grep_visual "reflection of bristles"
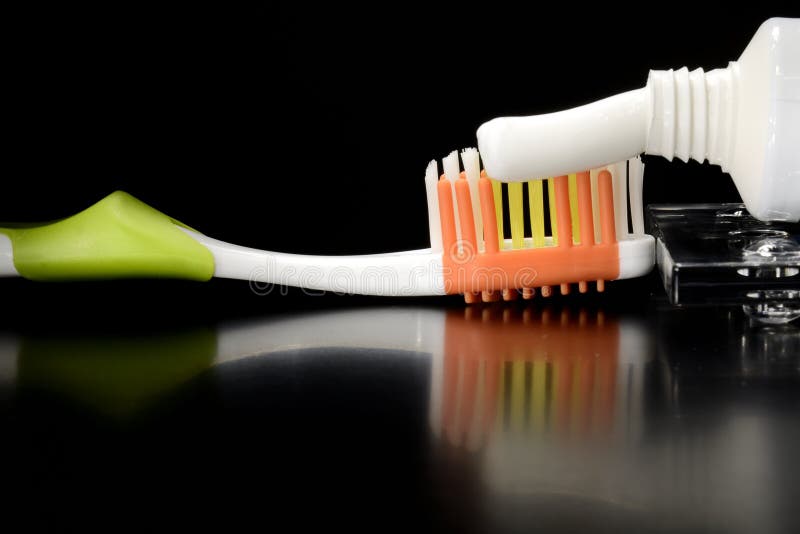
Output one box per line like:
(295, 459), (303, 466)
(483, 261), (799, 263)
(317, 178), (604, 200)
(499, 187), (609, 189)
(439, 307), (620, 450)
(522, 308), (533, 324)
(463, 306), (477, 321)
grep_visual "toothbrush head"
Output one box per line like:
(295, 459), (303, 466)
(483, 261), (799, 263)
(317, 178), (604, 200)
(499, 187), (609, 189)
(425, 150), (654, 303)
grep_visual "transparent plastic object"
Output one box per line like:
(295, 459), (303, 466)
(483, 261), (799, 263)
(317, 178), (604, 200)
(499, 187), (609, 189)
(649, 203), (800, 321)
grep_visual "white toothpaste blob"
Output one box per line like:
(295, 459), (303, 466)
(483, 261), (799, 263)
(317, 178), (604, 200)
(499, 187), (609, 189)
(477, 89), (648, 180)
(477, 18), (800, 222)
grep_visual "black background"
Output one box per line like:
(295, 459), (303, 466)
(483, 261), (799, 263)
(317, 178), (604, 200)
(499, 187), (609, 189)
(4, 6), (800, 531)
(5, 5), (798, 260)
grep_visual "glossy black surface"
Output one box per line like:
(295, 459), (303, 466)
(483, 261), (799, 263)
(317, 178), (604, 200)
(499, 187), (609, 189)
(2, 275), (799, 531)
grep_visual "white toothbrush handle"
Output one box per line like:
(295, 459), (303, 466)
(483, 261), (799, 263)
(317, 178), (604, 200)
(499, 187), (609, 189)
(0, 234), (19, 277)
(182, 229), (447, 296)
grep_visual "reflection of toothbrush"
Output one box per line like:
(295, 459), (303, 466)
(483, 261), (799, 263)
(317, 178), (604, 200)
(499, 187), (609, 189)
(438, 307), (621, 449)
(0, 308), (445, 419)
(478, 17), (800, 222)
(0, 149), (653, 300)
(431, 306), (652, 449)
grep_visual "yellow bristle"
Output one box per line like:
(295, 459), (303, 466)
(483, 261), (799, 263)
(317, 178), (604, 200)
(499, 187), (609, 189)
(509, 182), (525, 249)
(531, 360), (547, 432)
(547, 178), (558, 245)
(553, 361), (567, 431)
(528, 180), (546, 248)
(491, 179), (504, 249)
(510, 358), (525, 432)
(569, 173), (580, 245)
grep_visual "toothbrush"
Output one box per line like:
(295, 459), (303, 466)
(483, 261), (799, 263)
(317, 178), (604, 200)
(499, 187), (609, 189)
(477, 17), (800, 222)
(1, 18), (794, 301)
(0, 150), (654, 301)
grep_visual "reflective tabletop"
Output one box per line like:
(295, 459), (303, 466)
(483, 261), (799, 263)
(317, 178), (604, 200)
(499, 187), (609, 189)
(1, 279), (799, 531)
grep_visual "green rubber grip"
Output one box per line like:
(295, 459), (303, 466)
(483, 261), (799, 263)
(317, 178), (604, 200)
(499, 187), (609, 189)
(0, 191), (215, 281)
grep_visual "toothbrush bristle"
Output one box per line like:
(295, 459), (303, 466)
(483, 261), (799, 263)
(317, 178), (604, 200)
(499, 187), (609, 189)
(425, 160), (438, 185)
(610, 161), (629, 238)
(443, 150), (460, 181)
(628, 157), (645, 235)
(589, 169), (601, 244)
(425, 159), (443, 251)
(460, 148), (484, 252)
(460, 148), (480, 177)
(442, 150), (463, 251)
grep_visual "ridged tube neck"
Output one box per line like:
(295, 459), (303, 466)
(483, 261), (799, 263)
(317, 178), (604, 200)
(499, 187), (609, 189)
(644, 64), (740, 172)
